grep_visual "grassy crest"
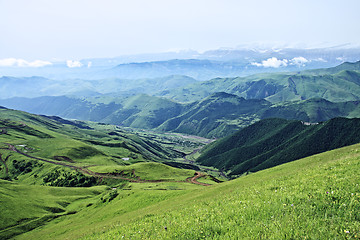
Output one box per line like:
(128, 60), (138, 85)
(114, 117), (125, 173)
(81, 143), (360, 239)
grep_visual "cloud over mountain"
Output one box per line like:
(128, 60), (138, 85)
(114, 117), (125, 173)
(0, 58), (52, 67)
(66, 60), (83, 68)
(291, 56), (308, 66)
(252, 57), (288, 68)
(252, 56), (309, 68)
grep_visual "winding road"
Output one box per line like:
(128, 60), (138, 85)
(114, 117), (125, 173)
(3, 143), (211, 186)
(186, 172), (211, 186)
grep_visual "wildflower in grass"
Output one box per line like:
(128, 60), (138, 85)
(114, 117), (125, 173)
(344, 230), (350, 233)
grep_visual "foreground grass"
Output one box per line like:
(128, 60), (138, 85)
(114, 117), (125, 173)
(14, 182), (203, 240)
(0, 180), (106, 239)
(83, 143), (360, 239)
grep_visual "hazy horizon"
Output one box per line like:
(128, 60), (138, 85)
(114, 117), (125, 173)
(1, 0), (360, 62)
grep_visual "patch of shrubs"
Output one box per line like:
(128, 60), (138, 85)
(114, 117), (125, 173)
(12, 160), (34, 174)
(100, 190), (118, 203)
(10, 159), (42, 175)
(43, 169), (97, 187)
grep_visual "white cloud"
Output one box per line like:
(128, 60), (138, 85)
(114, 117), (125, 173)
(251, 57), (288, 68)
(314, 57), (327, 62)
(66, 60), (83, 68)
(290, 56), (308, 66)
(28, 60), (53, 67)
(0, 58), (52, 67)
(252, 56), (310, 68)
(0, 58), (17, 67)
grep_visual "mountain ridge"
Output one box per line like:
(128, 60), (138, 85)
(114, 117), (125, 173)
(1, 93), (360, 138)
(197, 117), (360, 176)
(158, 61), (360, 103)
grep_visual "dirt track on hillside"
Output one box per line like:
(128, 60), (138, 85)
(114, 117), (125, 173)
(186, 172), (211, 186)
(3, 144), (210, 186)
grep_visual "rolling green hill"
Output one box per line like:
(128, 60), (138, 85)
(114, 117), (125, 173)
(155, 93), (360, 138)
(0, 107), (217, 239)
(7, 141), (360, 239)
(197, 117), (360, 176)
(0, 107), (196, 185)
(1, 105), (360, 239)
(102, 94), (187, 129)
(0, 95), (185, 128)
(2, 93), (360, 138)
(156, 92), (270, 137)
(158, 61), (360, 103)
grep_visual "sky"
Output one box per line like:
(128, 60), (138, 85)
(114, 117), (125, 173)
(0, 0), (360, 62)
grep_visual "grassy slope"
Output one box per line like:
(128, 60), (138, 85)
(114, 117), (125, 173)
(262, 97), (360, 122)
(13, 181), (203, 240)
(14, 143), (354, 239)
(0, 180), (106, 239)
(103, 94), (186, 129)
(157, 93), (360, 138)
(198, 117), (360, 176)
(81, 143), (360, 239)
(0, 108), (213, 239)
(156, 92), (269, 138)
(0, 107), (184, 166)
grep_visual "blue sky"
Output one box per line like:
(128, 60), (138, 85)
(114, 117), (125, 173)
(0, 0), (359, 61)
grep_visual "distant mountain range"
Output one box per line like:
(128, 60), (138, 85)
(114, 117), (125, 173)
(1, 46), (360, 80)
(0, 75), (197, 99)
(158, 61), (360, 102)
(2, 61), (359, 101)
(1, 61), (360, 138)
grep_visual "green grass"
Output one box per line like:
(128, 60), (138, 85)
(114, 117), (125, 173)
(0, 108), (199, 179)
(3, 105), (360, 239)
(0, 107), (215, 239)
(0, 180), (106, 239)
(80, 143), (360, 240)
(89, 162), (196, 181)
(13, 182), (203, 240)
